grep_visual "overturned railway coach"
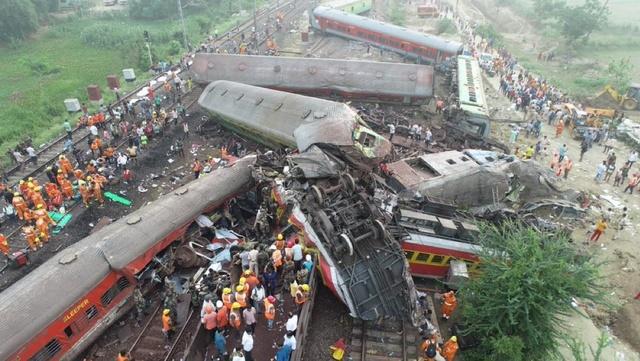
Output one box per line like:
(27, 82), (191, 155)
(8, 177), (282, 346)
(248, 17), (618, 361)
(191, 54), (434, 105)
(311, 6), (463, 63)
(198, 80), (392, 166)
(0, 158), (255, 361)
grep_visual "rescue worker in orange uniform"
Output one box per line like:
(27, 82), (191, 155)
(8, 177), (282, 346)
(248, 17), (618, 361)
(441, 291), (458, 320)
(222, 287), (234, 310)
(60, 177), (74, 200)
(24, 182), (35, 206)
(90, 176), (105, 205)
(46, 184), (63, 208)
(79, 180), (92, 207)
(264, 295), (276, 330)
(0, 234), (9, 256)
(12, 193), (28, 221)
(229, 302), (242, 331)
(23, 208), (35, 224)
(23, 225), (41, 251)
(59, 155), (73, 176)
(33, 204), (55, 227)
(29, 177), (40, 188)
(441, 336), (459, 361)
(36, 218), (50, 243)
(295, 284), (309, 312)
(244, 270), (259, 293)
(56, 170), (66, 186)
(90, 137), (102, 157)
(162, 309), (175, 342)
(74, 168), (85, 181)
(18, 180), (28, 195)
(116, 350), (130, 361)
(31, 186), (46, 209)
(44, 182), (58, 199)
(216, 300), (229, 330)
(235, 285), (248, 308)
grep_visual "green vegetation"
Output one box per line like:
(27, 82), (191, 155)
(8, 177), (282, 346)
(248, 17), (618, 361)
(0, 0), (40, 42)
(475, 23), (504, 48)
(389, 0), (405, 26)
(0, 0), (257, 166)
(459, 221), (606, 361)
(435, 18), (456, 35)
(567, 331), (610, 361)
(607, 58), (634, 93)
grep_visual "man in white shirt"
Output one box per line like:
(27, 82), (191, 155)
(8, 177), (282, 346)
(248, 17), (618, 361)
(284, 331), (297, 351)
(285, 312), (298, 334)
(388, 123), (396, 141)
(90, 124), (99, 137)
(241, 328), (254, 361)
(26, 146), (37, 165)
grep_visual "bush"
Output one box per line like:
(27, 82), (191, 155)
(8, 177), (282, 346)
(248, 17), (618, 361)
(436, 18), (455, 34)
(168, 40), (182, 55)
(129, 0), (175, 20)
(21, 59), (61, 76)
(80, 23), (137, 49)
(0, 0), (39, 41)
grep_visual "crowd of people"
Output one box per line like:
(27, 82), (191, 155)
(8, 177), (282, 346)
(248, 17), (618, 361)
(0, 70), (193, 257)
(117, 233), (315, 361)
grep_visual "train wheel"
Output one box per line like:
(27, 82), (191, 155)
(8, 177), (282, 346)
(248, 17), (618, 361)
(310, 185), (324, 205)
(338, 233), (354, 257)
(341, 173), (356, 191)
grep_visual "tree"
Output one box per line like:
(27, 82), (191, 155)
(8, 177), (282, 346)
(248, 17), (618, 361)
(459, 221), (606, 361)
(0, 0), (39, 41)
(557, 0), (609, 44)
(607, 58), (633, 93)
(531, 0), (566, 21)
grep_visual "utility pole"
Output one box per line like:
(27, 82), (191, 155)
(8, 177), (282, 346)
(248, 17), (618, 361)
(143, 31), (153, 69)
(253, 0), (257, 32)
(177, 0), (188, 50)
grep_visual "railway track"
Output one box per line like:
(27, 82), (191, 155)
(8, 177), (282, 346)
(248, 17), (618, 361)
(350, 319), (418, 361)
(1, 0), (302, 246)
(128, 302), (197, 361)
(2, 0), (297, 187)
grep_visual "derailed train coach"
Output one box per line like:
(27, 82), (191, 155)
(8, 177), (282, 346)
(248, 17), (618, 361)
(191, 53), (434, 105)
(0, 158), (256, 361)
(311, 6), (463, 64)
(198, 80), (392, 166)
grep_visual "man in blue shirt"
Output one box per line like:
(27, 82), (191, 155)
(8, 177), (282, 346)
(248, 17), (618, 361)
(275, 341), (292, 361)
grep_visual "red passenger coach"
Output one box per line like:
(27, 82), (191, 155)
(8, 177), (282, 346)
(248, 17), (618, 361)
(396, 208), (481, 279)
(0, 157), (255, 361)
(312, 6), (463, 64)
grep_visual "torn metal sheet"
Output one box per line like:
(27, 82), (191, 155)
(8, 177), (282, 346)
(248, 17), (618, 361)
(287, 145), (346, 178)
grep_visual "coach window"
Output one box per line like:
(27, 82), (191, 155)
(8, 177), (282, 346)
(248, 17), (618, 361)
(430, 254), (448, 265)
(101, 277), (131, 307)
(29, 339), (62, 361)
(415, 252), (430, 263)
(405, 250), (415, 260)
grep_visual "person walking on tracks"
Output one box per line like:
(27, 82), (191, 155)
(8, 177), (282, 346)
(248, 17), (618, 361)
(0, 233), (10, 257)
(441, 291), (458, 320)
(162, 309), (175, 346)
(442, 336), (459, 361)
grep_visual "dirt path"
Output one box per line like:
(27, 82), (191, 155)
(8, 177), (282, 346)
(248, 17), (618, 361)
(482, 65), (640, 361)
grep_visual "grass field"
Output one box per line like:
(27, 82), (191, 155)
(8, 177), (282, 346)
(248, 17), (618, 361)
(0, 3), (252, 168)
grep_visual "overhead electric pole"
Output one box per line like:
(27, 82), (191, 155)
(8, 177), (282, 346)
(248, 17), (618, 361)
(177, 0), (189, 50)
